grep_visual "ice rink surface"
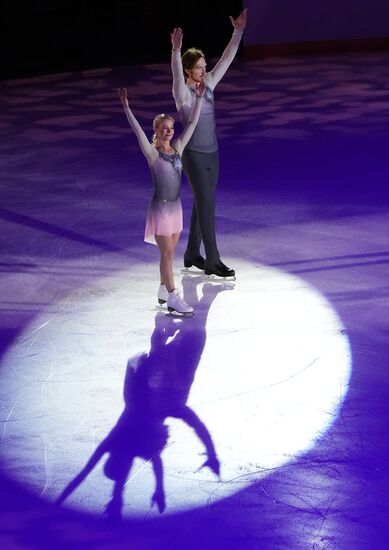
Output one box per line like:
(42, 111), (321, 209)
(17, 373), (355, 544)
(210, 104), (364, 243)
(1, 52), (389, 548)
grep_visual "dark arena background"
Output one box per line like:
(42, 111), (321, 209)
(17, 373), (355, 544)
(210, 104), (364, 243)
(1, 1), (389, 549)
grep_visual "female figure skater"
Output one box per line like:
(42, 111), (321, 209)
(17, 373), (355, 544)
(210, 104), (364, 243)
(119, 82), (204, 315)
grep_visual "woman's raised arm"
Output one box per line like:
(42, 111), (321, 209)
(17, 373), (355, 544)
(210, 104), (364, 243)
(119, 88), (156, 162)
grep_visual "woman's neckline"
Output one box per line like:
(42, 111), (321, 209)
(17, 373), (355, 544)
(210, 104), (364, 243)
(156, 146), (176, 156)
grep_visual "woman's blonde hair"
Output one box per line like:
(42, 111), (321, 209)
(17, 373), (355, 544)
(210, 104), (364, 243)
(152, 113), (175, 146)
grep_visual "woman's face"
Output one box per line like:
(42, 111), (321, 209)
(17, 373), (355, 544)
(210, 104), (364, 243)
(187, 57), (207, 83)
(155, 119), (174, 143)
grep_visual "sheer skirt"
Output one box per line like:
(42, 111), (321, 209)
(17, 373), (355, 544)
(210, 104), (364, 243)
(144, 197), (183, 245)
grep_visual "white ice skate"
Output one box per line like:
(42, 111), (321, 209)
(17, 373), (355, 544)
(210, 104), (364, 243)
(167, 289), (194, 317)
(157, 284), (168, 306)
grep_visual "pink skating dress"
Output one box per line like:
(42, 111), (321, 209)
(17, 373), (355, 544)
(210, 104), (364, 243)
(144, 148), (183, 245)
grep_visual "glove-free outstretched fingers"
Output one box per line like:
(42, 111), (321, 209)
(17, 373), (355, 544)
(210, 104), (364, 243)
(170, 27), (183, 51)
(229, 8), (248, 31)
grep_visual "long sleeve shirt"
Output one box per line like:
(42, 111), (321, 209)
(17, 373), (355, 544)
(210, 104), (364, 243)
(171, 29), (243, 153)
(122, 96), (203, 200)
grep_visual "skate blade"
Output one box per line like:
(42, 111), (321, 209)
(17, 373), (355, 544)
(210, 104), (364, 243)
(205, 274), (236, 282)
(155, 303), (167, 311)
(166, 308), (194, 318)
(180, 267), (205, 275)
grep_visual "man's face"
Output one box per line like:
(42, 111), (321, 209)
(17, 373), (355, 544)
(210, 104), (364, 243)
(187, 57), (207, 82)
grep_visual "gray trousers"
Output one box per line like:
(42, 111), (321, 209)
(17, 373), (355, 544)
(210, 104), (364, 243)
(182, 149), (220, 269)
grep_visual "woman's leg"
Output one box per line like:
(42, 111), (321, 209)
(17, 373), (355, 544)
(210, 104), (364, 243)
(155, 233), (180, 291)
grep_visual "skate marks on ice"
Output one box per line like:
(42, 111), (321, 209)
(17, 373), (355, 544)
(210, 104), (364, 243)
(0, 259), (350, 516)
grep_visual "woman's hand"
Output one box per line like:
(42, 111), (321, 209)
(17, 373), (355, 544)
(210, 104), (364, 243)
(170, 27), (183, 52)
(195, 80), (206, 98)
(118, 87), (129, 108)
(229, 8), (248, 31)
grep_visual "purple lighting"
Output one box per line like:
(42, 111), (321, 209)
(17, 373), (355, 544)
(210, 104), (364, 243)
(1, 49), (389, 548)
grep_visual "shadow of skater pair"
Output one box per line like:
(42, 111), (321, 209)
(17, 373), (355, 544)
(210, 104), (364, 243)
(56, 275), (234, 518)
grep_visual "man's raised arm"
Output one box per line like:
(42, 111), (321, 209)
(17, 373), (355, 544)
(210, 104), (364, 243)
(170, 27), (189, 110)
(206, 8), (248, 90)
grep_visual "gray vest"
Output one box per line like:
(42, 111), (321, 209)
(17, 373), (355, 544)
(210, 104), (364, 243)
(181, 86), (218, 153)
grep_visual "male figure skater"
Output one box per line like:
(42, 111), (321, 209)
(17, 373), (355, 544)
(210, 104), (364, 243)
(170, 8), (247, 278)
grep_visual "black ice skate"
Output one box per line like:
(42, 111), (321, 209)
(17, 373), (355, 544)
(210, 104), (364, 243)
(181, 255), (205, 275)
(205, 261), (236, 280)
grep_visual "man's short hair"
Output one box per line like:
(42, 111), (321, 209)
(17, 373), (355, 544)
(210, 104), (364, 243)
(182, 48), (205, 75)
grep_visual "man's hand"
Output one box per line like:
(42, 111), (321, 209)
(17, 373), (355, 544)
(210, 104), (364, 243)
(118, 87), (128, 108)
(170, 27), (183, 52)
(229, 8), (248, 32)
